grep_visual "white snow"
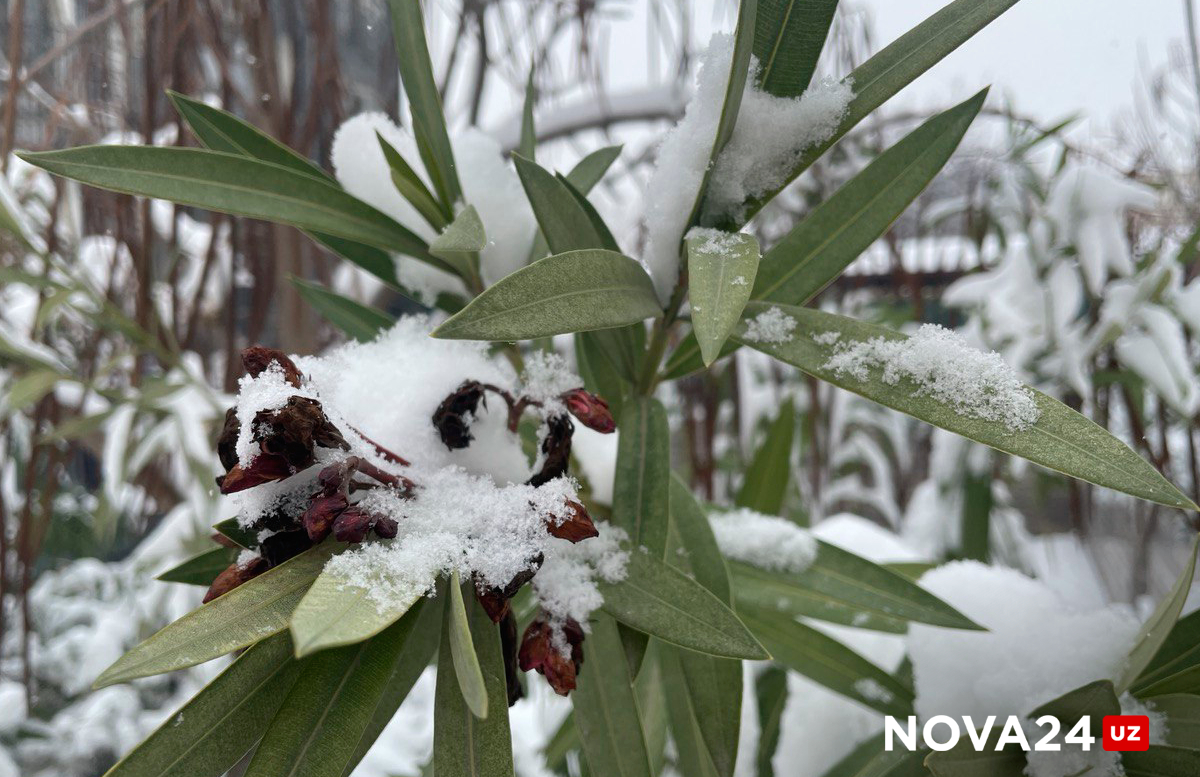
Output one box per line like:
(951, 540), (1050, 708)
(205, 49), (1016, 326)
(232, 363), (317, 466)
(531, 522), (630, 631)
(709, 508), (817, 573)
(685, 226), (744, 257)
(822, 324), (1041, 432)
(852, 678), (895, 705)
(742, 307), (798, 344)
(520, 350), (583, 415)
(705, 72), (853, 220)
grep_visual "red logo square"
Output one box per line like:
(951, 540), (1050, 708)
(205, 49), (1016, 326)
(1102, 715), (1150, 751)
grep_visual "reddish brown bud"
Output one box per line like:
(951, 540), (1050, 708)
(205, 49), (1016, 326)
(303, 493), (349, 542)
(241, 346), (303, 387)
(546, 500), (599, 543)
(217, 408), (240, 472)
(256, 396), (349, 470)
(259, 529), (314, 566)
(432, 381), (486, 450)
(476, 588), (511, 622)
(527, 414), (573, 487)
(519, 616), (585, 696)
(203, 555), (268, 603)
(218, 452), (293, 494)
(500, 610), (524, 706)
(374, 516), (398, 539)
(332, 507), (376, 543)
(562, 388), (615, 434)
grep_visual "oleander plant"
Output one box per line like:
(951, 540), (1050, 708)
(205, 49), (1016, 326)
(14, 0), (1200, 776)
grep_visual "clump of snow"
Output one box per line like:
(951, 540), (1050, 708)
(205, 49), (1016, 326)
(743, 307), (798, 344)
(330, 113), (536, 300)
(685, 226), (744, 257)
(520, 350), (582, 415)
(852, 678), (895, 705)
(731, 275), (748, 286)
(822, 324), (1041, 432)
(705, 72), (853, 219)
(232, 363), (317, 465)
(709, 508), (817, 573)
(812, 331), (841, 346)
(532, 522), (630, 631)
(908, 561), (1141, 723)
(641, 34), (735, 304)
(1022, 692), (1166, 777)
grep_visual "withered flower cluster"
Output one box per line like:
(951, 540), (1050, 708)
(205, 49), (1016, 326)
(206, 346), (615, 701)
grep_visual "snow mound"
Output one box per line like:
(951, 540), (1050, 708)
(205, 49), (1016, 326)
(710, 508), (817, 573)
(743, 307), (797, 344)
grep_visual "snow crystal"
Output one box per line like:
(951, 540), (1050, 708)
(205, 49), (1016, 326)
(743, 307), (797, 344)
(852, 678), (895, 705)
(521, 350), (582, 414)
(908, 561), (1141, 723)
(232, 363), (316, 465)
(709, 508), (817, 573)
(821, 324), (1041, 432)
(685, 226), (744, 258)
(532, 522), (630, 631)
(732, 275), (748, 286)
(641, 34), (735, 304)
(705, 72), (853, 220)
(235, 549), (258, 568)
(812, 331), (841, 346)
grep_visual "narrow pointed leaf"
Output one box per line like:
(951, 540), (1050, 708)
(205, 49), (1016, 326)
(1147, 695), (1200, 748)
(519, 67), (538, 160)
(377, 132), (450, 231)
(1117, 537), (1199, 691)
(448, 573), (489, 719)
(213, 517), (257, 549)
(1134, 610), (1200, 693)
(1106, 747), (1200, 777)
(156, 546), (239, 586)
(736, 397), (795, 514)
(741, 607), (913, 715)
(738, 0), (1023, 224)
(752, 0), (840, 97)
(429, 204), (486, 281)
(557, 173), (620, 251)
(822, 734), (928, 777)
(736, 302), (1198, 511)
(289, 563), (424, 658)
(95, 544), (335, 688)
(1030, 679), (1119, 727)
(291, 278), (393, 342)
(753, 90), (985, 305)
(514, 154), (607, 253)
(661, 649), (722, 777)
(244, 602), (429, 777)
(613, 397), (671, 559)
(433, 592), (514, 777)
(755, 666), (789, 777)
(688, 230), (760, 365)
(17, 147), (431, 258)
(386, 0), (462, 208)
(573, 613), (654, 777)
(431, 249), (659, 341)
(102, 633), (301, 777)
(526, 145), (622, 262)
(600, 550), (768, 660)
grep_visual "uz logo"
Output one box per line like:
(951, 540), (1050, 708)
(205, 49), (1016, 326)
(1102, 716), (1149, 752)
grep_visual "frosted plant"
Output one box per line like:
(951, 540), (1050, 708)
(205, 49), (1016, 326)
(14, 1), (1200, 776)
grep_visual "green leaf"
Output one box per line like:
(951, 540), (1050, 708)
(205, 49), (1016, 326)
(519, 67), (538, 160)
(244, 602), (429, 777)
(612, 397), (671, 559)
(433, 591), (514, 777)
(5, 369), (65, 411)
(755, 666), (788, 777)
(740, 607), (914, 716)
(729, 541), (980, 632)
(635, 643), (670, 774)
(738, 0), (1023, 224)
(1134, 610), (1200, 693)
(557, 173), (620, 252)
(291, 277), (393, 342)
(156, 546), (239, 586)
(688, 230), (760, 366)
(377, 131), (451, 231)
(340, 595), (442, 777)
(514, 154), (609, 254)
(820, 734), (928, 777)
(1146, 694), (1200, 749)
(95, 544), (335, 688)
(752, 0), (840, 97)
(386, 0), (462, 209)
(432, 203), (487, 273)
(1137, 665), (1200, 697)
(924, 747), (1026, 777)
(667, 476), (741, 775)
(448, 573), (489, 719)
(753, 91), (986, 305)
(661, 649), (722, 777)
(1118, 747), (1200, 777)
(573, 613), (654, 777)
(736, 397), (795, 514)
(662, 332), (738, 380)
(1029, 680), (1120, 735)
(213, 517), (257, 549)
(431, 249), (660, 341)
(1117, 536), (1200, 692)
(526, 145), (622, 263)
(101, 633), (302, 777)
(288, 560), (424, 658)
(167, 91), (330, 180)
(736, 302), (1198, 511)
(17, 146), (431, 259)
(599, 550), (768, 660)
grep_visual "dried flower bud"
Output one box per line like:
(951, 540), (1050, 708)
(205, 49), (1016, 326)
(562, 388), (615, 434)
(476, 588), (511, 622)
(241, 346), (303, 387)
(332, 507), (377, 543)
(203, 555), (268, 603)
(474, 554), (543, 623)
(527, 414), (573, 487)
(500, 610), (524, 706)
(519, 616), (585, 696)
(255, 396), (349, 471)
(211, 531), (240, 549)
(546, 500), (599, 543)
(374, 516), (398, 539)
(317, 456), (360, 496)
(217, 408), (240, 472)
(303, 493), (349, 542)
(432, 381), (485, 450)
(259, 529), (314, 567)
(218, 452), (293, 494)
